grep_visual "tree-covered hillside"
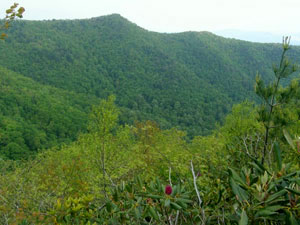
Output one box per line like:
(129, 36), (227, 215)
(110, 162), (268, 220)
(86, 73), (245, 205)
(0, 66), (98, 159)
(0, 14), (300, 157)
(0, 11), (299, 223)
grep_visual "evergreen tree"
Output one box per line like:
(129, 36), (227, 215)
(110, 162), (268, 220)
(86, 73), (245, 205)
(255, 36), (299, 165)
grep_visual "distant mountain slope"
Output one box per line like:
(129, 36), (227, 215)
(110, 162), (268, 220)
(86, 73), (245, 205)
(0, 66), (98, 159)
(214, 29), (300, 45)
(0, 14), (299, 142)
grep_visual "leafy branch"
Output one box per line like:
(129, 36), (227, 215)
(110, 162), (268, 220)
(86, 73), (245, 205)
(255, 36), (299, 165)
(1, 3), (25, 40)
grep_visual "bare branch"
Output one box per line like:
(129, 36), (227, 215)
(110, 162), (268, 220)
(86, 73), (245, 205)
(190, 160), (205, 224)
(169, 167), (172, 186)
(175, 210), (179, 225)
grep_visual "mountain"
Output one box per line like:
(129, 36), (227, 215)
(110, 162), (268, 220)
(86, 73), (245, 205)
(0, 14), (300, 159)
(0, 66), (98, 159)
(214, 29), (300, 45)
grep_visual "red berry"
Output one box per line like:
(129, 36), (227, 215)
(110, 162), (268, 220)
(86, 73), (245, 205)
(165, 185), (172, 195)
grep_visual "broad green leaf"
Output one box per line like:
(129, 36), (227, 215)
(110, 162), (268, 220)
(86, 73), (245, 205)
(146, 194), (163, 199)
(137, 176), (143, 188)
(106, 202), (112, 213)
(262, 205), (282, 211)
(171, 186), (177, 197)
(164, 199), (170, 207)
(134, 208), (141, 219)
(283, 129), (295, 149)
(261, 171), (269, 186)
(229, 168), (246, 185)
(265, 189), (287, 204)
(230, 177), (248, 202)
(255, 205), (281, 218)
(176, 200), (187, 209)
(249, 162), (264, 174)
(289, 214), (298, 225)
(176, 198), (193, 204)
(285, 211), (298, 225)
(239, 210), (248, 225)
(149, 207), (159, 220)
(285, 187), (300, 196)
(170, 202), (182, 210)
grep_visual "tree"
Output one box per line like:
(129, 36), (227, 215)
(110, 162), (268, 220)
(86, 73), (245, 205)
(1, 3), (25, 40)
(255, 36), (299, 165)
(87, 95), (119, 196)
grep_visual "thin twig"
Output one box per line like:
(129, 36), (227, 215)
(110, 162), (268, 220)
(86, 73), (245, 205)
(190, 160), (205, 224)
(175, 210), (179, 225)
(98, 203), (106, 211)
(169, 167), (172, 186)
(241, 136), (250, 156)
(190, 161), (202, 206)
(105, 170), (116, 187)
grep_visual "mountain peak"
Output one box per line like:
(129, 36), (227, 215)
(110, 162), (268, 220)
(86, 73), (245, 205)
(90, 13), (139, 29)
(91, 13), (128, 22)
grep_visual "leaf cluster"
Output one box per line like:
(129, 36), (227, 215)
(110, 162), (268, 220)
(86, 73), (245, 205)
(1, 3), (25, 40)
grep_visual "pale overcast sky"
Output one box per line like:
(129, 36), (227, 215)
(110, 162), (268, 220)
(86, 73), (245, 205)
(1, 0), (300, 34)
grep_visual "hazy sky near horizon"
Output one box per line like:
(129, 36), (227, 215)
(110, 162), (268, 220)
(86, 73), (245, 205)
(1, 0), (299, 34)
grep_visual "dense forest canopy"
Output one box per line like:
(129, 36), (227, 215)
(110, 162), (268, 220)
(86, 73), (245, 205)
(0, 15), (300, 160)
(0, 11), (299, 224)
(0, 66), (98, 159)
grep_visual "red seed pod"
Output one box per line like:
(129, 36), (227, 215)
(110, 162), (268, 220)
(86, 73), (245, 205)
(165, 185), (172, 195)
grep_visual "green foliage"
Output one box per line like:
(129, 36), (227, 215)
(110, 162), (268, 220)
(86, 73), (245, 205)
(228, 148), (300, 224)
(0, 3), (25, 40)
(132, 121), (190, 179)
(45, 176), (226, 224)
(84, 95), (131, 196)
(220, 101), (263, 140)
(88, 95), (119, 136)
(1, 16), (300, 159)
(255, 37), (299, 165)
(0, 95), (299, 224)
(0, 67), (96, 159)
(49, 195), (100, 224)
(0, 14), (300, 224)
(1, 14), (300, 149)
(100, 177), (196, 224)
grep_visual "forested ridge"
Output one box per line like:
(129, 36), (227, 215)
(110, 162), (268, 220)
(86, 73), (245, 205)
(0, 66), (99, 159)
(1, 15), (300, 159)
(0, 13), (300, 224)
